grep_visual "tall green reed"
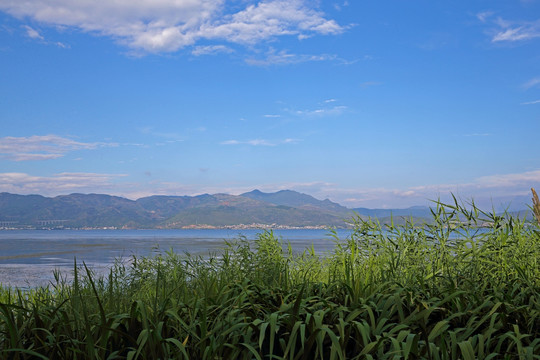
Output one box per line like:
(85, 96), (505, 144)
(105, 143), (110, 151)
(532, 187), (540, 226)
(1, 198), (539, 359)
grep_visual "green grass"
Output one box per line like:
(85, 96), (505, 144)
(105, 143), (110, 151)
(1, 199), (539, 359)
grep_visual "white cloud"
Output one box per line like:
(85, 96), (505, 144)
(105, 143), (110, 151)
(493, 26), (540, 42)
(22, 25), (43, 40)
(333, 1), (349, 12)
(245, 48), (339, 66)
(476, 11), (494, 23)
(0, 135), (114, 161)
(11, 153), (64, 161)
(220, 138), (300, 146)
(246, 139), (274, 146)
(202, 1), (343, 43)
(263, 114), (281, 118)
(0, 0), (344, 53)
(221, 139), (274, 146)
(0, 172), (126, 195)
(487, 17), (540, 43)
(294, 105), (347, 117)
(475, 170), (540, 188)
(523, 77), (540, 90)
(192, 44), (233, 56)
(20, 24), (70, 48)
(521, 99), (540, 105)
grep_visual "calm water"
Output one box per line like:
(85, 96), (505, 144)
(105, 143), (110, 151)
(0, 229), (351, 288)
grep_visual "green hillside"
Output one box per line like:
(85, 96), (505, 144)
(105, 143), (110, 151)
(0, 191), (352, 228)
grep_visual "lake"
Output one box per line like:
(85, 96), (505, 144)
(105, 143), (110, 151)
(0, 229), (352, 288)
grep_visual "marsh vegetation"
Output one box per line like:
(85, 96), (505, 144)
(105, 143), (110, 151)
(1, 198), (539, 359)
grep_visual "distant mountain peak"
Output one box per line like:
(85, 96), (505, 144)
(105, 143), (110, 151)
(240, 189), (350, 214)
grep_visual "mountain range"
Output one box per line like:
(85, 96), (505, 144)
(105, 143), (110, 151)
(0, 190), (351, 228)
(0, 190), (531, 229)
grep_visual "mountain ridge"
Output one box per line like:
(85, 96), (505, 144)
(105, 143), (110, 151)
(0, 191), (352, 229)
(0, 191), (532, 229)
(240, 189), (350, 214)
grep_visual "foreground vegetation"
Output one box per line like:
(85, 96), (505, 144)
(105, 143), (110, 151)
(1, 198), (539, 359)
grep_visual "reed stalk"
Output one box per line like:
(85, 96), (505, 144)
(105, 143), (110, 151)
(532, 187), (540, 226)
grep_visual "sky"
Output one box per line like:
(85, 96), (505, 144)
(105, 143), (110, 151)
(0, 0), (539, 209)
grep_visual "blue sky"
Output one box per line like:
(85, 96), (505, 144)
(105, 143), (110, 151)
(0, 0), (539, 209)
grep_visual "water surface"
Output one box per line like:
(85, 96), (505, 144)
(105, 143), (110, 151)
(0, 229), (351, 288)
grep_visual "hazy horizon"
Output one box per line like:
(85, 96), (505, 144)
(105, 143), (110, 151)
(1, 0), (539, 209)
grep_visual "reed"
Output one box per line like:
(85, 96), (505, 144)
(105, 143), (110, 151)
(1, 199), (539, 359)
(532, 187), (540, 226)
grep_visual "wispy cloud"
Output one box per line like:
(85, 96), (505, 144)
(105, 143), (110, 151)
(221, 139), (274, 146)
(296, 170), (540, 209)
(475, 169), (540, 188)
(0, 135), (114, 161)
(21, 25), (68, 48)
(379, 170), (540, 208)
(294, 105), (347, 117)
(22, 25), (43, 40)
(482, 15), (540, 43)
(360, 81), (382, 88)
(0, 172), (126, 195)
(263, 114), (281, 118)
(240, 170), (540, 209)
(522, 77), (540, 90)
(1, 0), (345, 54)
(282, 138), (301, 144)
(476, 11), (494, 23)
(492, 25), (540, 42)
(139, 127), (185, 142)
(220, 138), (301, 146)
(245, 48), (339, 66)
(191, 44), (233, 56)
(521, 99), (540, 105)
(333, 1), (349, 12)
